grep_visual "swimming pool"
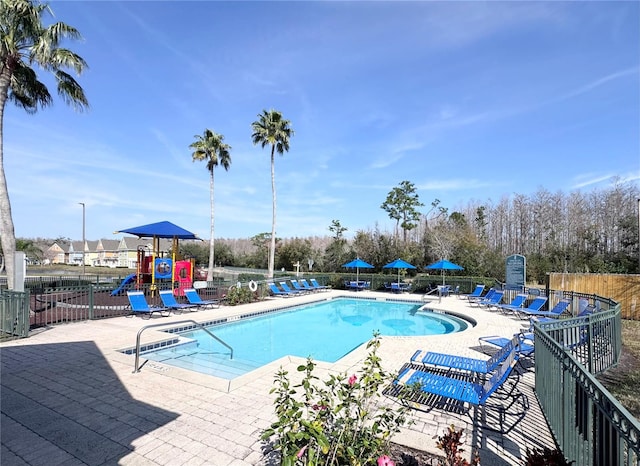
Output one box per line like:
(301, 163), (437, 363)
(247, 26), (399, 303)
(139, 297), (468, 379)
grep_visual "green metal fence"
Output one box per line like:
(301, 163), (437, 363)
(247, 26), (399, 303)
(534, 304), (640, 466)
(0, 290), (30, 339)
(6, 281), (227, 331)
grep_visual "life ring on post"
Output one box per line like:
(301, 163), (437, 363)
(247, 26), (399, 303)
(249, 280), (258, 292)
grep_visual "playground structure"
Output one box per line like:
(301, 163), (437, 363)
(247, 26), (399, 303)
(132, 245), (194, 296)
(111, 221), (200, 297)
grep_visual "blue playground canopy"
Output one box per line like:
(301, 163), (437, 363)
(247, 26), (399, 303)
(115, 221), (199, 239)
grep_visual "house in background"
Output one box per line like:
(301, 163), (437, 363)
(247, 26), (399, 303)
(85, 240), (99, 266)
(44, 237), (175, 268)
(117, 237), (172, 269)
(45, 242), (69, 265)
(69, 241), (84, 266)
(96, 239), (120, 268)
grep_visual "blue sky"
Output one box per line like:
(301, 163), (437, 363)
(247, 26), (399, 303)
(4, 1), (639, 242)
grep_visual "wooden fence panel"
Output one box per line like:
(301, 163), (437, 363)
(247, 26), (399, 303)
(548, 273), (640, 320)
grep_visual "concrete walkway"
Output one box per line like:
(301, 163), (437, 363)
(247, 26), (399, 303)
(1, 291), (555, 465)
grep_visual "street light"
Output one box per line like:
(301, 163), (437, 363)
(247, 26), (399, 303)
(79, 202), (85, 275)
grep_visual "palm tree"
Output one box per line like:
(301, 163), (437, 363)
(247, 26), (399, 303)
(0, 0), (88, 289)
(190, 129), (231, 282)
(251, 110), (293, 279)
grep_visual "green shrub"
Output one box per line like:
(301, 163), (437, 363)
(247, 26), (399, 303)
(225, 285), (255, 305)
(262, 334), (409, 465)
(238, 273), (265, 282)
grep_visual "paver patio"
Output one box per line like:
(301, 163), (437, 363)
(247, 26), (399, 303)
(1, 290), (556, 465)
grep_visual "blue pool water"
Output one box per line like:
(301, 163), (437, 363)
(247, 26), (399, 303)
(141, 298), (468, 379)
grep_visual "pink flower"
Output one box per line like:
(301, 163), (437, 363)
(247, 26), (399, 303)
(377, 455), (395, 466)
(297, 445), (308, 459)
(348, 374), (357, 386)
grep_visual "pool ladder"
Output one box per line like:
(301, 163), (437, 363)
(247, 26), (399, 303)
(133, 319), (234, 373)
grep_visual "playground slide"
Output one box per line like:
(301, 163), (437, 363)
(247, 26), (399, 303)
(111, 273), (137, 296)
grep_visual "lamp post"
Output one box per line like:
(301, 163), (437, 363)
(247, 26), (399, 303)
(79, 202), (85, 275)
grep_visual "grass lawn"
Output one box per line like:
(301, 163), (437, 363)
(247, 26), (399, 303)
(600, 319), (640, 419)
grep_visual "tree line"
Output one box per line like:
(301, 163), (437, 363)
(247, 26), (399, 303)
(11, 178), (638, 284)
(178, 178), (639, 284)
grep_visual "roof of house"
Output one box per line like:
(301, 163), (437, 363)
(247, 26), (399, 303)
(98, 239), (120, 251)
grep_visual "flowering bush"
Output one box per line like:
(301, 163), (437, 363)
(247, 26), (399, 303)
(435, 425), (479, 466)
(262, 334), (409, 465)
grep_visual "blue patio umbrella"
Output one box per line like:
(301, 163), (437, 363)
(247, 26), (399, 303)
(342, 258), (374, 283)
(383, 258), (416, 285)
(425, 259), (464, 284)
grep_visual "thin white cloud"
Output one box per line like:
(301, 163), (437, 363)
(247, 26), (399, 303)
(369, 153), (404, 170)
(555, 67), (639, 103)
(571, 170), (640, 189)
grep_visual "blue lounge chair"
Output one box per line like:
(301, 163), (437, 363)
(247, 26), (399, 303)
(473, 290), (504, 308)
(127, 291), (170, 318)
(268, 283), (295, 297)
(290, 280), (310, 293)
(508, 296), (548, 319)
(183, 288), (220, 308)
(395, 340), (522, 408)
(479, 332), (535, 358)
(159, 289), (199, 312)
(391, 282), (411, 293)
(515, 298), (569, 320)
(346, 280), (368, 291)
(468, 287), (495, 304)
(295, 279), (315, 292)
(496, 294), (528, 313)
(533, 303), (594, 324)
(462, 284), (485, 300)
(308, 278), (329, 291)
(279, 282), (303, 295)
(410, 336), (519, 374)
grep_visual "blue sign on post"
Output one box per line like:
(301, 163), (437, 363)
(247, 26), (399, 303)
(506, 254), (526, 290)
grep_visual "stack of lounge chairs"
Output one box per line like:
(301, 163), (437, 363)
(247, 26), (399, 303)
(388, 335), (528, 432)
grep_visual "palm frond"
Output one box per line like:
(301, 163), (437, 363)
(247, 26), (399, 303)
(38, 47), (87, 75)
(54, 69), (88, 111)
(8, 60), (51, 112)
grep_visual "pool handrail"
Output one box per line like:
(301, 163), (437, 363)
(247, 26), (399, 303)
(133, 319), (233, 373)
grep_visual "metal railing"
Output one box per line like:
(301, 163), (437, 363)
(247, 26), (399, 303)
(133, 320), (233, 373)
(25, 282), (224, 328)
(534, 303), (640, 466)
